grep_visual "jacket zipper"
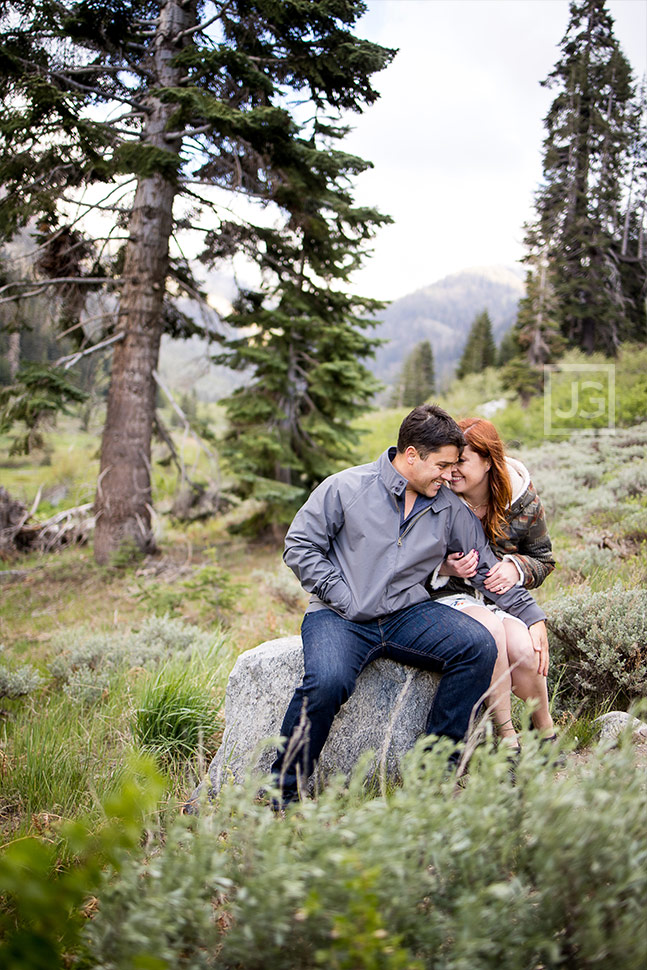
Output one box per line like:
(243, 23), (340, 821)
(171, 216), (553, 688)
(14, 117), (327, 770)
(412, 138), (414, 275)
(397, 506), (433, 546)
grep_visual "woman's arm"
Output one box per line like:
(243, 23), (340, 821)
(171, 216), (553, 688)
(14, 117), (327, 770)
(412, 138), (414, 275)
(498, 491), (555, 589)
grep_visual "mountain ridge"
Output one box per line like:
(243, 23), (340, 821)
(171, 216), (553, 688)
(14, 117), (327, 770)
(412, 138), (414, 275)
(370, 264), (525, 389)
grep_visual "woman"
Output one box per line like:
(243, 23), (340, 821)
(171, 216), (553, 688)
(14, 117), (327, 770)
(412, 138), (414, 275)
(428, 417), (556, 749)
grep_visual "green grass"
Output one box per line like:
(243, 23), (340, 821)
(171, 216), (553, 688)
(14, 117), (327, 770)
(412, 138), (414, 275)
(0, 621), (234, 842)
(0, 677), (135, 836)
(134, 667), (222, 767)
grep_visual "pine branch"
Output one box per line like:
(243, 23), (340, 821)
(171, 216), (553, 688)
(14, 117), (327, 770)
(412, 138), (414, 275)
(48, 71), (149, 114)
(164, 124), (213, 140)
(56, 312), (116, 340)
(0, 278), (122, 307)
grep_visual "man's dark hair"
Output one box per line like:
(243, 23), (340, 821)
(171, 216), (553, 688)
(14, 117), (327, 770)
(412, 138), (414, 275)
(397, 404), (465, 457)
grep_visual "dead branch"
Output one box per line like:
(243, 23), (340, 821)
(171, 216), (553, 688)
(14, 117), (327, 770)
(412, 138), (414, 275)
(56, 332), (125, 370)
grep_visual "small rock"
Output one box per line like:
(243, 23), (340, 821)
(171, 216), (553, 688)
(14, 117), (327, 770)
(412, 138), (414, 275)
(595, 711), (647, 742)
(189, 635), (440, 804)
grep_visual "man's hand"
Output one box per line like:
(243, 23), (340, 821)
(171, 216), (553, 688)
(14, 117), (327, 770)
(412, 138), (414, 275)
(438, 549), (479, 578)
(483, 559), (519, 595)
(529, 620), (549, 677)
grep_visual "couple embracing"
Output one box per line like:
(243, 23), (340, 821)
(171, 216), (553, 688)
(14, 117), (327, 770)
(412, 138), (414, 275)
(273, 404), (556, 804)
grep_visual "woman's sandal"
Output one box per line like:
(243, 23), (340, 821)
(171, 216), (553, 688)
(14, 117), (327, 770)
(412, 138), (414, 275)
(532, 728), (566, 767)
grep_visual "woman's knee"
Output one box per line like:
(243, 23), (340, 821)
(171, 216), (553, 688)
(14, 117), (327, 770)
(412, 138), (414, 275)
(504, 621), (537, 670)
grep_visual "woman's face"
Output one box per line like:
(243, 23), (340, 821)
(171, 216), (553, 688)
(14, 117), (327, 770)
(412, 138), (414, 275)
(450, 444), (491, 495)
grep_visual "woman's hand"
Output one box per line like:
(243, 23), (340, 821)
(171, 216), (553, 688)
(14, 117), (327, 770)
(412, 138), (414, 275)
(438, 549), (479, 579)
(483, 559), (519, 595)
(529, 620), (550, 677)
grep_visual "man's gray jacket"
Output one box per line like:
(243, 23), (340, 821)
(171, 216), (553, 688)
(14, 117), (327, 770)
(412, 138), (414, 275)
(284, 448), (546, 628)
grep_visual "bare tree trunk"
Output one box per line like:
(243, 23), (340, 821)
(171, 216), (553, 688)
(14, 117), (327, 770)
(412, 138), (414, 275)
(94, 0), (197, 565)
(7, 330), (20, 379)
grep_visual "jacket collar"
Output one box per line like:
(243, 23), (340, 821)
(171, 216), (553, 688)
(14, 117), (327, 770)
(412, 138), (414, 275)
(380, 448), (454, 512)
(505, 456), (530, 504)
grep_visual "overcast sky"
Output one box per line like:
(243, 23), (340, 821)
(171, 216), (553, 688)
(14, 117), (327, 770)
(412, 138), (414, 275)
(340, 0), (647, 302)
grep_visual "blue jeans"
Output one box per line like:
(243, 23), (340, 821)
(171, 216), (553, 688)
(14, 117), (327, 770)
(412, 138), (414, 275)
(272, 601), (497, 800)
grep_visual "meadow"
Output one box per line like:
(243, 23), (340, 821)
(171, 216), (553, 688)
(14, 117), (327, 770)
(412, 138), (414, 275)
(1, 345), (646, 968)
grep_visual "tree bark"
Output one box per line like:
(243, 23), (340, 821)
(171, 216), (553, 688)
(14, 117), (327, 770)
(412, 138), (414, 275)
(93, 0), (197, 565)
(7, 330), (20, 379)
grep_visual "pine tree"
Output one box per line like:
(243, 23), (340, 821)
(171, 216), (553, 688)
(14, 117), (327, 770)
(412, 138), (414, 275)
(512, 246), (566, 366)
(0, 1), (395, 561)
(618, 78), (647, 340)
(456, 310), (496, 379)
(391, 340), (435, 408)
(527, 0), (644, 355)
(212, 219), (388, 526)
(495, 329), (517, 368)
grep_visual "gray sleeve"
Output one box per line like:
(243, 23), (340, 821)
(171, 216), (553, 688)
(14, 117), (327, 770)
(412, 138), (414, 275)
(283, 477), (352, 614)
(448, 505), (546, 627)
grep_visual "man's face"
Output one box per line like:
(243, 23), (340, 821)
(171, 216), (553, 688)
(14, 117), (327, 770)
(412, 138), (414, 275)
(404, 444), (459, 497)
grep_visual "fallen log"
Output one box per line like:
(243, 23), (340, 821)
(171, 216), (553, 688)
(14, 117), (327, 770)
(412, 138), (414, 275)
(0, 486), (94, 554)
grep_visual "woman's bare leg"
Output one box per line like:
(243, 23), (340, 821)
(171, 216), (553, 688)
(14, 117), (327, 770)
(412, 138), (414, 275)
(503, 618), (554, 734)
(459, 605), (518, 747)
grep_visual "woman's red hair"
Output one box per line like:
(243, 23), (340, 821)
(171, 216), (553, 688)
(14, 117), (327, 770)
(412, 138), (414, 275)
(458, 418), (512, 543)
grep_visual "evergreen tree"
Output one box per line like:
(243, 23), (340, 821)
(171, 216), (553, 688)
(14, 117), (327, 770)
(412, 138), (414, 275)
(510, 247), (566, 367)
(391, 340), (435, 408)
(211, 202), (388, 525)
(495, 329), (518, 368)
(526, 0), (644, 355)
(456, 310), (496, 379)
(618, 78), (647, 340)
(0, 1), (394, 561)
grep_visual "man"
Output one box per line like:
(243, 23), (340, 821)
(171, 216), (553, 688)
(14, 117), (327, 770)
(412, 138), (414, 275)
(272, 404), (547, 802)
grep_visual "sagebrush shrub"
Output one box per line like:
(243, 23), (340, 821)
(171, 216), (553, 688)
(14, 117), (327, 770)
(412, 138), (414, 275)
(252, 566), (307, 610)
(557, 545), (618, 578)
(49, 616), (227, 704)
(608, 461), (647, 500)
(0, 657), (44, 699)
(82, 737), (647, 970)
(547, 585), (647, 709)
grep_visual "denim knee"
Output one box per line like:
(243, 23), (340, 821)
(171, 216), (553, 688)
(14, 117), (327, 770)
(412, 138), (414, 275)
(302, 668), (355, 714)
(460, 621), (497, 670)
(476, 628), (498, 673)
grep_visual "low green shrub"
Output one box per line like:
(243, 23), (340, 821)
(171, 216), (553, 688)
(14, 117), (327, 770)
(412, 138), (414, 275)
(547, 585), (647, 711)
(608, 460), (647, 500)
(83, 737), (647, 970)
(557, 545), (618, 579)
(135, 565), (243, 621)
(252, 565), (308, 610)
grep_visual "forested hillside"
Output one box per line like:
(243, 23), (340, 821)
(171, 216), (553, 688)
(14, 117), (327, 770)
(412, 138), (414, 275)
(371, 265), (525, 387)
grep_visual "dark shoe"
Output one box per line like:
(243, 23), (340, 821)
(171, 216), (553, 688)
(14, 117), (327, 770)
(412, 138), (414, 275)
(503, 743), (522, 784)
(538, 734), (566, 767)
